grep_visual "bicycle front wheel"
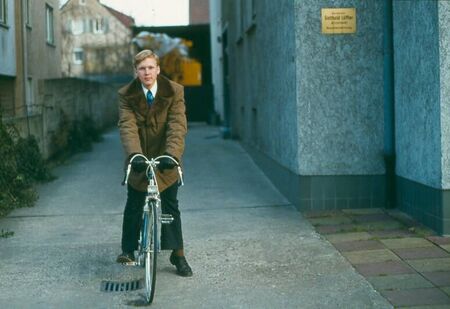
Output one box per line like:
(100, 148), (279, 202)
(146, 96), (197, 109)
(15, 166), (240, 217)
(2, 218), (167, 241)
(144, 201), (158, 304)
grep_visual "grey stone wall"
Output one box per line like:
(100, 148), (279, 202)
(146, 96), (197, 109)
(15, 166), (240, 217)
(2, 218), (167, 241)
(10, 78), (119, 159)
(439, 1), (450, 188)
(227, 0), (299, 172)
(393, 1), (442, 189)
(38, 78), (118, 158)
(294, 0), (384, 175)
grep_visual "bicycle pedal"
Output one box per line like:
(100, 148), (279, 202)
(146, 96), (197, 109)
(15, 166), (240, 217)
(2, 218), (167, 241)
(160, 214), (174, 224)
(122, 261), (138, 266)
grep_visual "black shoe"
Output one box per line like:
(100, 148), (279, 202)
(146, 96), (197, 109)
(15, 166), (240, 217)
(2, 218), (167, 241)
(116, 251), (134, 263)
(170, 252), (193, 277)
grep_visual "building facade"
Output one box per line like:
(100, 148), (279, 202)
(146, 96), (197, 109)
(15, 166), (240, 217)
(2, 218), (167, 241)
(60, 0), (134, 83)
(211, 0), (450, 235)
(0, 0), (61, 119)
(189, 0), (209, 25)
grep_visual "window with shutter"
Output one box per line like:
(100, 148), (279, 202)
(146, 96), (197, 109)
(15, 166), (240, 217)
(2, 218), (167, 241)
(45, 5), (55, 44)
(73, 48), (84, 64)
(0, 0), (7, 25)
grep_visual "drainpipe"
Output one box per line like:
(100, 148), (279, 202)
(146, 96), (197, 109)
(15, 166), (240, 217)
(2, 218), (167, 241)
(383, 0), (395, 208)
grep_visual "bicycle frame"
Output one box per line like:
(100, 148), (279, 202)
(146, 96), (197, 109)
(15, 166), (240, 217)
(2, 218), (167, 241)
(123, 153), (182, 303)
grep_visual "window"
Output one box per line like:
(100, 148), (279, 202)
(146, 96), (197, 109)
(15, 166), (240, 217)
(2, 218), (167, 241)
(26, 77), (34, 115)
(71, 19), (83, 34)
(93, 17), (108, 34)
(0, 0), (7, 25)
(73, 48), (84, 64)
(235, 0), (255, 42)
(244, 0), (256, 32)
(25, 0), (31, 26)
(45, 4), (54, 44)
(235, 0), (244, 43)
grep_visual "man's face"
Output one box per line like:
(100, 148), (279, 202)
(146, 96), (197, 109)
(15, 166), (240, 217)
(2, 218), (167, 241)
(136, 57), (160, 89)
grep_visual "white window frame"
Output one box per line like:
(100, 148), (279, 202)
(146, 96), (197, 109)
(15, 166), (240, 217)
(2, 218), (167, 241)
(45, 4), (55, 44)
(235, 0), (244, 43)
(25, 0), (31, 27)
(93, 17), (105, 34)
(0, 0), (7, 26)
(73, 48), (84, 64)
(26, 77), (34, 115)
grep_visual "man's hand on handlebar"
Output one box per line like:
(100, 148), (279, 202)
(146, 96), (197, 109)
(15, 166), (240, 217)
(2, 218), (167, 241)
(131, 155), (147, 173)
(158, 154), (178, 173)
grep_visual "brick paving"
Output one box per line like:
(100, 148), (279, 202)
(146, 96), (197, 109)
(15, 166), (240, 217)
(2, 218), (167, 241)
(304, 208), (450, 308)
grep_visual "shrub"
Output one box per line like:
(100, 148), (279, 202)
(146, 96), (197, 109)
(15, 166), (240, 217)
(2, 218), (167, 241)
(0, 121), (51, 217)
(51, 112), (103, 158)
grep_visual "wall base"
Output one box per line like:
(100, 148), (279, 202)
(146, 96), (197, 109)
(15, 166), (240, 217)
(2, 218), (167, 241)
(243, 143), (385, 211)
(243, 143), (450, 235)
(396, 176), (450, 235)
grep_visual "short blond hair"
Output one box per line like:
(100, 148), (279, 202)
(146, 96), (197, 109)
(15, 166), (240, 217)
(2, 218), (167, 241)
(134, 49), (160, 68)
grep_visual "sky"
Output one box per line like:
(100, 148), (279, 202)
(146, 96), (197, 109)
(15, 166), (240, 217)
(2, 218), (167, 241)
(60, 0), (189, 26)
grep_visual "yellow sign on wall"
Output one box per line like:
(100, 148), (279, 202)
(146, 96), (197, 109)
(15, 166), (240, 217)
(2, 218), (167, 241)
(321, 8), (356, 34)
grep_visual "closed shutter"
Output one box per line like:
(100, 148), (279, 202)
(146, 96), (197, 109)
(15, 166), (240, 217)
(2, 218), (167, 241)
(103, 17), (109, 33)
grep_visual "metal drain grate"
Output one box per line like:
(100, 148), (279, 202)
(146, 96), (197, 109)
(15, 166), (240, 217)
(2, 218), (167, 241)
(100, 279), (143, 292)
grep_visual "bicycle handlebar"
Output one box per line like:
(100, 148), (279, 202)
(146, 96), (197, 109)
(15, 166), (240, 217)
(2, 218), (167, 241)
(122, 154), (184, 187)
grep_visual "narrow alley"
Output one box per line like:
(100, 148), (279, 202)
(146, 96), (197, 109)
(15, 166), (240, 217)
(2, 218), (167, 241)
(0, 124), (390, 308)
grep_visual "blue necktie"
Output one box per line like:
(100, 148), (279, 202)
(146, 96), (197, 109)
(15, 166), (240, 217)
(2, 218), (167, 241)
(146, 91), (154, 106)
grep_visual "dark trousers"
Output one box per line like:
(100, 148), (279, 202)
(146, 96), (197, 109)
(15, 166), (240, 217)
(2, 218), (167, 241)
(121, 182), (184, 253)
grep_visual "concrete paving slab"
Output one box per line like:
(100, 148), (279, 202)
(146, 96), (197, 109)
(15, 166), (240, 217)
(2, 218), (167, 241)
(342, 208), (385, 215)
(0, 125), (391, 309)
(325, 232), (373, 243)
(442, 287), (450, 297)
(315, 225), (345, 234)
(398, 305), (450, 309)
(354, 261), (415, 277)
(308, 216), (353, 226)
(392, 247), (450, 260)
(407, 258), (450, 272)
(380, 288), (450, 307)
(315, 223), (361, 234)
(441, 244), (450, 252)
(427, 237), (450, 246)
(342, 249), (400, 265)
(366, 274), (434, 290)
(381, 238), (435, 249)
(333, 240), (385, 252)
(356, 220), (406, 231)
(303, 210), (344, 218)
(352, 214), (394, 223)
(422, 272), (450, 286)
(369, 229), (417, 239)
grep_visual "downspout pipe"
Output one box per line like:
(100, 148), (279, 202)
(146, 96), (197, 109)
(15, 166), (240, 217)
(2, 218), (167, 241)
(383, 0), (395, 208)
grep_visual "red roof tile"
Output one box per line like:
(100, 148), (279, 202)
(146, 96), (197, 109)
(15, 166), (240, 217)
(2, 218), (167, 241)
(102, 4), (135, 28)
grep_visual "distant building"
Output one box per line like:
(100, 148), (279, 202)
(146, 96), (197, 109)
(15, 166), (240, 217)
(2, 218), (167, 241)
(189, 0), (209, 25)
(60, 0), (135, 83)
(0, 0), (61, 118)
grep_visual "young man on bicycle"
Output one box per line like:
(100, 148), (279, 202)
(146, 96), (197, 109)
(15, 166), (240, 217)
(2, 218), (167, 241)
(116, 49), (192, 277)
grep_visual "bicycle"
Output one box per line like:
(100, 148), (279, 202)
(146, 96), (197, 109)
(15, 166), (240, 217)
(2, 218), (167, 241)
(122, 153), (184, 304)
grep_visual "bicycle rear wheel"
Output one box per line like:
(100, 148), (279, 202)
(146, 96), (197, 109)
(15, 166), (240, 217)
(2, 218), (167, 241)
(144, 201), (158, 304)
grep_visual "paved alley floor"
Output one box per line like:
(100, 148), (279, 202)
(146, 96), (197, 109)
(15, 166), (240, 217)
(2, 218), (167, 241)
(304, 208), (450, 308)
(0, 123), (391, 308)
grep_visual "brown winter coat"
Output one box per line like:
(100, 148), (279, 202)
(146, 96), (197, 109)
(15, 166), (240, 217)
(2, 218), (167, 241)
(117, 75), (187, 192)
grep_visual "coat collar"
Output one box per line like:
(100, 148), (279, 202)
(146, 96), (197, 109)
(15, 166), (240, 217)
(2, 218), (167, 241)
(119, 75), (175, 100)
(118, 75), (176, 115)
